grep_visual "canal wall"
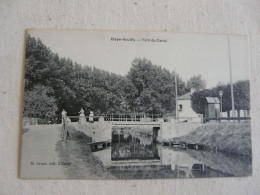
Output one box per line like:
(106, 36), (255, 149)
(157, 121), (202, 142)
(70, 122), (112, 142)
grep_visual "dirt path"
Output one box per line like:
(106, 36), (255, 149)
(20, 124), (66, 179)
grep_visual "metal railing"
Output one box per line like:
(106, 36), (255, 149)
(104, 113), (163, 122)
(67, 113), (163, 122)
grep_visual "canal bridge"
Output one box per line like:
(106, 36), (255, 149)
(66, 113), (201, 143)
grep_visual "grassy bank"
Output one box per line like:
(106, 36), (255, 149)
(171, 122), (252, 157)
(55, 125), (115, 179)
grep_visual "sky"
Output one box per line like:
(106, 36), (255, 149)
(28, 30), (250, 88)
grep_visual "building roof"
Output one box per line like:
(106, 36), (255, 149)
(178, 92), (192, 100)
(206, 97), (220, 104)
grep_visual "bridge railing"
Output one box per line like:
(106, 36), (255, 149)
(67, 116), (100, 122)
(104, 113), (163, 122)
(66, 113), (163, 122)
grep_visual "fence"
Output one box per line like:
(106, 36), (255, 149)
(67, 113), (163, 122)
(67, 116), (99, 122)
(204, 117), (251, 123)
(103, 113), (163, 122)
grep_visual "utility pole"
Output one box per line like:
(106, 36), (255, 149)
(175, 70), (179, 120)
(227, 35), (235, 117)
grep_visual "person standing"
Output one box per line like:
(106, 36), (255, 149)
(61, 109), (67, 124)
(79, 108), (86, 124)
(89, 111), (94, 123)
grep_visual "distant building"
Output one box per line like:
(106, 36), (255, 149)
(177, 88), (202, 122)
(204, 97), (220, 121)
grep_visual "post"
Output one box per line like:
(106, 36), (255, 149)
(219, 90), (223, 120)
(118, 130), (120, 144)
(220, 96), (222, 122)
(175, 71), (179, 120)
(238, 109), (241, 123)
(61, 109), (68, 141)
(227, 35), (235, 117)
(220, 96), (222, 114)
(62, 116), (68, 141)
(134, 108), (136, 121)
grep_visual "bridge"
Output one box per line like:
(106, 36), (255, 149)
(64, 114), (201, 144)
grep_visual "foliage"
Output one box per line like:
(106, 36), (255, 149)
(23, 85), (58, 119)
(186, 75), (206, 91)
(125, 58), (186, 114)
(233, 80), (250, 110)
(24, 35), (250, 120)
(190, 89), (211, 114)
(191, 80), (250, 114)
(24, 35), (129, 117)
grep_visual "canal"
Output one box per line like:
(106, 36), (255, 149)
(92, 127), (252, 179)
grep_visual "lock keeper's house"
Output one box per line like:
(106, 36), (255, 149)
(177, 89), (202, 123)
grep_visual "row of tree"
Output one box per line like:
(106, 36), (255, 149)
(23, 35), (249, 122)
(191, 80), (250, 115)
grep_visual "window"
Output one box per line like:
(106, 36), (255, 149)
(179, 104), (183, 111)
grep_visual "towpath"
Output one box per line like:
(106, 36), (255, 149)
(20, 124), (66, 179)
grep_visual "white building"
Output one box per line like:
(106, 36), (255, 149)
(177, 89), (202, 123)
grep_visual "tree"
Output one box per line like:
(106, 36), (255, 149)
(186, 75), (206, 91)
(126, 58), (187, 114)
(191, 80), (250, 115)
(25, 35), (53, 90)
(233, 80), (250, 111)
(190, 89), (212, 114)
(23, 85), (58, 120)
(26, 35), (212, 118)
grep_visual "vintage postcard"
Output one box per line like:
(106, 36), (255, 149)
(20, 30), (251, 179)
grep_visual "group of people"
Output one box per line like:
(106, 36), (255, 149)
(61, 108), (94, 123)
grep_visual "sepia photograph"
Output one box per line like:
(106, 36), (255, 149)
(20, 30), (251, 179)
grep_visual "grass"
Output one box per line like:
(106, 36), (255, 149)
(55, 125), (115, 179)
(171, 121), (252, 157)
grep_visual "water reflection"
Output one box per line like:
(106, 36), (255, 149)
(112, 143), (160, 161)
(92, 128), (252, 179)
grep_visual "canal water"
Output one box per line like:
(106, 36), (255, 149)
(93, 127), (252, 179)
